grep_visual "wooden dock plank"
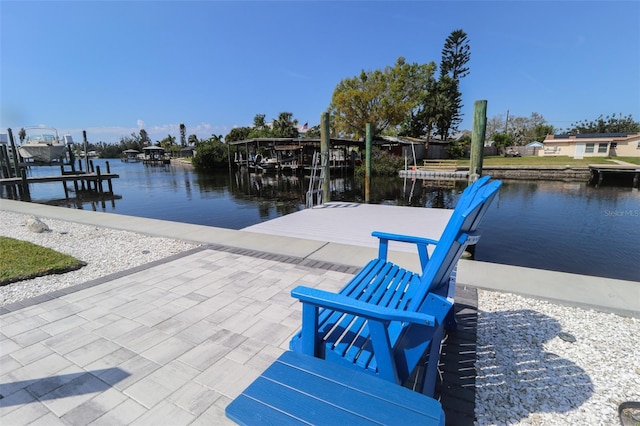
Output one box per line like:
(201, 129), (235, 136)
(0, 173), (119, 186)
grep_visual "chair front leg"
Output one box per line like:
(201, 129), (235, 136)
(300, 303), (320, 357)
(367, 320), (400, 384)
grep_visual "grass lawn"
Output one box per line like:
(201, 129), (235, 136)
(0, 236), (86, 286)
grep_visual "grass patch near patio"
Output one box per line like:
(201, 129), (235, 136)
(0, 236), (86, 286)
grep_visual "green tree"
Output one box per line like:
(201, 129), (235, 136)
(436, 29), (471, 139)
(159, 134), (177, 154)
(330, 57), (434, 139)
(192, 135), (229, 171)
(354, 147), (405, 177)
(271, 112), (299, 138)
(566, 114), (640, 134)
(188, 134), (199, 145)
(487, 112), (553, 144)
(492, 132), (514, 154)
(179, 123), (187, 147)
(139, 129), (151, 146)
(225, 126), (251, 143)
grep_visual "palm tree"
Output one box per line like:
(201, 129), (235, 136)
(272, 112), (298, 138)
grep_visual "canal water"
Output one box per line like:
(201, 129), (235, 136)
(15, 159), (640, 282)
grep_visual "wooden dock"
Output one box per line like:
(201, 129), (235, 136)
(0, 158), (119, 202)
(588, 163), (640, 187)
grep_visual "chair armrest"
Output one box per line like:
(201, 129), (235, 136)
(372, 231), (439, 246)
(291, 285), (438, 326)
(372, 231), (439, 269)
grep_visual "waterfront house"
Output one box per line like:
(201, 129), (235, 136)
(541, 133), (640, 158)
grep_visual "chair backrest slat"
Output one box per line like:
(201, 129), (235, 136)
(410, 178), (501, 309)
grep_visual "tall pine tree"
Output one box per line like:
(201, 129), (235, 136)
(436, 29), (470, 140)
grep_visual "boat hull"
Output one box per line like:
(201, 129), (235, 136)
(18, 144), (67, 163)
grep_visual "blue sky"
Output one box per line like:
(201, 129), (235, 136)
(1, 1), (639, 144)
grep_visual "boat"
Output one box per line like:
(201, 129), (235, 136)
(17, 127), (69, 163)
(122, 149), (141, 162)
(142, 146), (170, 165)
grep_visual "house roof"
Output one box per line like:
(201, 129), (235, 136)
(544, 132), (640, 144)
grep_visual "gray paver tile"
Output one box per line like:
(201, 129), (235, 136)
(92, 317), (141, 341)
(123, 374), (174, 409)
(114, 325), (171, 354)
(0, 337), (22, 356)
(0, 353), (22, 375)
(190, 398), (235, 426)
(153, 317), (190, 336)
(28, 412), (68, 426)
(93, 355), (161, 391)
(129, 400), (196, 426)
(218, 310), (261, 334)
(87, 398), (146, 426)
(43, 327), (101, 355)
(84, 347), (137, 372)
(208, 328), (247, 349)
(140, 335), (194, 365)
(64, 338), (122, 367)
(242, 319), (294, 347)
(38, 372), (111, 417)
(0, 388), (38, 417)
(80, 313), (123, 332)
(15, 352), (73, 379)
(1, 315), (49, 338)
(224, 338), (267, 365)
(39, 314), (89, 336)
(168, 381), (220, 416)
(60, 387), (128, 426)
(9, 342), (54, 366)
(174, 319), (222, 345)
(37, 303), (84, 322)
(10, 328), (52, 347)
(177, 340), (231, 371)
(109, 299), (156, 320)
(25, 365), (85, 399)
(195, 357), (261, 399)
(0, 397), (49, 425)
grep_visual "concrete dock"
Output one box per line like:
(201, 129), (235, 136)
(0, 199), (638, 425)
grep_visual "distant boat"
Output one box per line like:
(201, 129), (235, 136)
(122, 149), (141, 162)
(18, 127), (69, 163)
(142, 146), (170, 165)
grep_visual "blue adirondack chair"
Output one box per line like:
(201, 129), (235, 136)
(289, 176), (502, 396)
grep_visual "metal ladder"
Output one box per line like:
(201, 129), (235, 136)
(306, 151), (324, 208)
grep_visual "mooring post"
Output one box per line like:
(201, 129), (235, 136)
(320, 112), (330, 204)
(365, 123), (372, 203)
(8, 128), (21, 179)
(60, 164), (69, 198)
(96, 165), (104, 193)
(20, 168), (31, 201)
(469, 100), (487, 182)
(105, 161), (113, 193)
(82, 130), (89, 176)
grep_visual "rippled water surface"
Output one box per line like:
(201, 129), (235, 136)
(19, 159), (640, 281)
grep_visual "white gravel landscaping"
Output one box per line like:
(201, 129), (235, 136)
(1, 209), (638, 425)
(475, 290), (640, 425)
(0, 211), (199, 306)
